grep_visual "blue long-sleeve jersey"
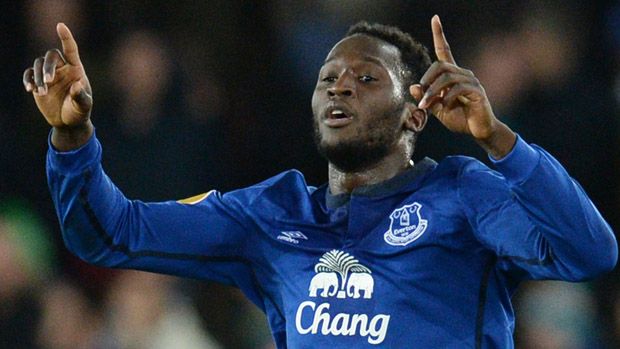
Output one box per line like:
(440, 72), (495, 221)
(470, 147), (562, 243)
(46, 132), (617, 348)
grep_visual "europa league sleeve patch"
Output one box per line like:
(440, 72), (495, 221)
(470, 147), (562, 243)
(177, 190), (214, 205)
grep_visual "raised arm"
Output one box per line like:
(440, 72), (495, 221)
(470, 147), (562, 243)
(24, 25), (257, 287)
(411, 16), (617, 280)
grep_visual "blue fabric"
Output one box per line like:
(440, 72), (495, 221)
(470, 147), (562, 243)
(47, 132), (617, 348)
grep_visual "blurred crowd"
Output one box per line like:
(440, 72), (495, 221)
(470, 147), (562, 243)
(2, 1), (620, 348)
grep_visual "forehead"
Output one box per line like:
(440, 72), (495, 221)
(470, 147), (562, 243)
(324, 34), (401, 69)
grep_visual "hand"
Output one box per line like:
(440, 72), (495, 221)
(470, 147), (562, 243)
(23, 23), (93, 150)
(410, 15), (516, 159)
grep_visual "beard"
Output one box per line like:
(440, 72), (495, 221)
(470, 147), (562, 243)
(313, 105), (403, 173)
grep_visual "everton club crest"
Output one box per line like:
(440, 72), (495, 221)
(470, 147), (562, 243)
(384, 202), (428, 246)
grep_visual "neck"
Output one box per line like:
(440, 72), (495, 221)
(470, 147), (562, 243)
(328, 151), (413, 195)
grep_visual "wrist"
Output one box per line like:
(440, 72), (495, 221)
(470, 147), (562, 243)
(475, 121), (516, 160)
(51, 120), (94, 151)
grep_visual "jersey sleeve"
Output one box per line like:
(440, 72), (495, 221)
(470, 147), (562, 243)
(46, 131), (257, 286)
(458, 135), (618, 281)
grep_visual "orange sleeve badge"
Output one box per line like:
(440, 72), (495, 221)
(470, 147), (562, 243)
(176, 190), (214, 205)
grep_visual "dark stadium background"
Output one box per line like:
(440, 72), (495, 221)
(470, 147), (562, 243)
(1, 1), (619, 348)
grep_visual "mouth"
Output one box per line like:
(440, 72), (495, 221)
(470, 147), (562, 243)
(323, 106), (354, 128)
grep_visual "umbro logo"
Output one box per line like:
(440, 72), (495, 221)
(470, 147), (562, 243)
(277, 231), (308, 244)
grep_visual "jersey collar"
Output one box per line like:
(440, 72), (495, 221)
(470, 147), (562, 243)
(324, 157), (438, 209)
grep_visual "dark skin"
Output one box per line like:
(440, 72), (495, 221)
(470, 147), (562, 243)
(410, 16), (516, 160)
(312, 34), (426, 194)
(23, 23), (93, 151)
(24, 16), (516, 194)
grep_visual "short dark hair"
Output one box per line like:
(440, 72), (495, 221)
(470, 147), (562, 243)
(345, 22), (431, 101)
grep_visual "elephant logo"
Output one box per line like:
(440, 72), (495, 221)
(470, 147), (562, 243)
(384, 202), (428, 246)
(309, 272), (338, 297)
(347, 272), (374, 299)
(308, 250), (373, 299)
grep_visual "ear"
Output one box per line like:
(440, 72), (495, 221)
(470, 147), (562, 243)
(403, 102), (427, 133)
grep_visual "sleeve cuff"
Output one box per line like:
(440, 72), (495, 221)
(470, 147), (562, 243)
(47, 129), (101, 174)
(489, 134), (540, 184)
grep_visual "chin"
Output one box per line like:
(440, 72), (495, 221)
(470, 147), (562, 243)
(313, 119), (396, 172)
(316, 138), (390, 173)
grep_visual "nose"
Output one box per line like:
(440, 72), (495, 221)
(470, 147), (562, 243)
(327, 73), (355, 98)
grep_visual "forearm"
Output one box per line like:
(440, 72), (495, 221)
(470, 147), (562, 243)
(514, 155), (616, 279)
(493, 139), (618, 280)
(46, 132), (253, 279)
(47, 132), (126, 266)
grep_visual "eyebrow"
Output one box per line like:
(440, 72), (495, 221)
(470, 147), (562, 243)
(323, 55), (386, 67)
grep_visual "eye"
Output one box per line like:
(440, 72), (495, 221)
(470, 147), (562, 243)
(322, 76), (337, 83)
(359, 75), (377, 82)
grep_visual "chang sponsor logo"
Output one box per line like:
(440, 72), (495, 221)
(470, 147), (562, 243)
(295, 250), (390, 345)
(295, 301), (389, 345)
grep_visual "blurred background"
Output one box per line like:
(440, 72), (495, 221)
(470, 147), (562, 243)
(1, 0), (620, 348)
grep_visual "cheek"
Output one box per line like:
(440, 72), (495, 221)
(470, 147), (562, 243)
(365, 92), (400, 115)
(311, 89), (322, 117)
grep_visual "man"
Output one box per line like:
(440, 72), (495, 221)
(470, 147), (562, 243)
(23, 16), (617, 348)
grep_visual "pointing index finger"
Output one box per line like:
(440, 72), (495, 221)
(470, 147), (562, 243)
(431, 15), (456, 64)
(56, 23), (82, 66)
